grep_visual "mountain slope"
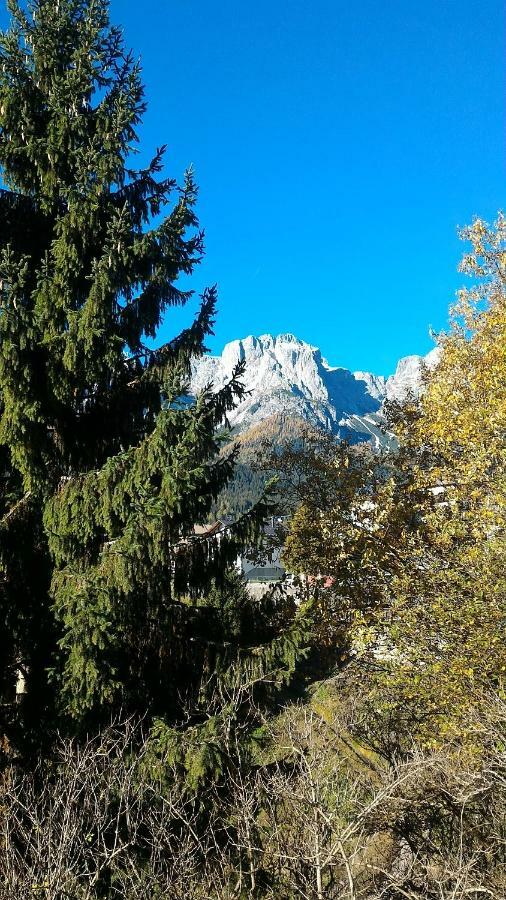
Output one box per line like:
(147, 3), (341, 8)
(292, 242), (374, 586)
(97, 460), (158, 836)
(191, 333), (438, 447)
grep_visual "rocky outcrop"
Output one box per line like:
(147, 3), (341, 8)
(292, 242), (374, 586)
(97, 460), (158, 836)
(191, 333), (438, 447)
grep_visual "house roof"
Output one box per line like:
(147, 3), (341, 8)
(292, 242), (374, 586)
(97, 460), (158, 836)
(193, 521), (225, 537)
(244, 566), (285, 583)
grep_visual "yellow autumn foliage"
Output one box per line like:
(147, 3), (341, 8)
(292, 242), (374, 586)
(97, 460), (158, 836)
(384, 213), (506, 742)
(284, 213), (506, 745)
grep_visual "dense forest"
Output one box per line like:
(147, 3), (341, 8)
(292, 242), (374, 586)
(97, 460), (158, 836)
(213, 414), (323, 518)
(0, 2), (505, 898)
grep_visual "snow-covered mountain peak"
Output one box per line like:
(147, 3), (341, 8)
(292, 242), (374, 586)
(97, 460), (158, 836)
(385, 346), (440, 402)
(191, 333), (438, 446)
(261, 332), (314, 347)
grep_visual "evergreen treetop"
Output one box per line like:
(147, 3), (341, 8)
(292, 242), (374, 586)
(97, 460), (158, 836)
(0, 0), (309, 756)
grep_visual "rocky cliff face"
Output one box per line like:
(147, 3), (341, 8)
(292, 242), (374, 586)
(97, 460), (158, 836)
(191, 333), (439, 447)
(385, 349), (440, 402)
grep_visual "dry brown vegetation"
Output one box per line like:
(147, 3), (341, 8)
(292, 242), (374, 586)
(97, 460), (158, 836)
(2, 696), (505, 899)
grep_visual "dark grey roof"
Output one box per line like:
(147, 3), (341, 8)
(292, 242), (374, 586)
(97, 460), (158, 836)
(244, 566), (285, 583)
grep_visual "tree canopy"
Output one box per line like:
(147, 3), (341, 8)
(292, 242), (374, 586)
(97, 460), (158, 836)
(0, 0), (309, 764)
(283, 214), (506, 744)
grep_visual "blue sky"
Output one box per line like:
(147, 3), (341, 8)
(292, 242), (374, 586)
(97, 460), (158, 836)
(2, 1), (504, 374)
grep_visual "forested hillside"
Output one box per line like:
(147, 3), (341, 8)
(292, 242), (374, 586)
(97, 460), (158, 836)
(213, 413), (318, 517)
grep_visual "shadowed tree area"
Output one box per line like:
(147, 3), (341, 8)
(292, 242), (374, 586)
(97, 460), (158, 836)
(0, 0), (310, 765)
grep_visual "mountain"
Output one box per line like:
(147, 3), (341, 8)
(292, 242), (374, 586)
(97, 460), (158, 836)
(191, 333), (439, 448)
(211, 413), (311, 518)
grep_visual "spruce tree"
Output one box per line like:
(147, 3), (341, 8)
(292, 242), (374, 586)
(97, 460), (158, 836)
(0, 0), (309, 761)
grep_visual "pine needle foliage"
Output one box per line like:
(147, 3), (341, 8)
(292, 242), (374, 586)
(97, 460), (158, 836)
(0, 0), (309, 755)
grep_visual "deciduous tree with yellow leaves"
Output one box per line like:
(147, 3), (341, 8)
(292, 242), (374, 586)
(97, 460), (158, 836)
(284, 213), (506, 744)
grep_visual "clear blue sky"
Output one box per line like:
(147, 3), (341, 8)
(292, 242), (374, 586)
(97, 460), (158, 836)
(3, 1), (504, 375)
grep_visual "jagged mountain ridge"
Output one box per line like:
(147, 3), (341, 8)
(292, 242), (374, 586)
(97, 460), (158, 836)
(191, 333), (439, 447)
